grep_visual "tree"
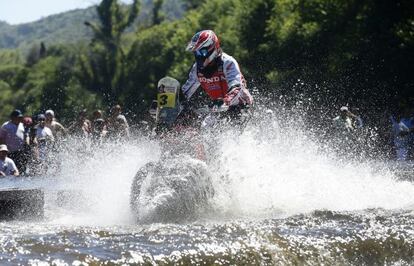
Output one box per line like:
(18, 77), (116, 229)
(26, 42), (47, 67)
(181, 0), (204, 10)
(81, 0), (140, 105)
(152, 0), (165, 25)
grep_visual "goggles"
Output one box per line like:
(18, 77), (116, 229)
(194, 48), (209, 59)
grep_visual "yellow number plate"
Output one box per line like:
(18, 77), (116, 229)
(157, 93), (176, 108)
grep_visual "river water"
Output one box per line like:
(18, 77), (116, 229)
(1, 107), (414, 265)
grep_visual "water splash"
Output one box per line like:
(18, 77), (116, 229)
(44, 137), (159, 225)
(7, 104), (413, 225)
(2, 105), (414, 265)
(130, 156), (213, 223)
(208, 107), (414, 219)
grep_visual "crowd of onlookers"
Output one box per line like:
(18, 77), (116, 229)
(0, 105), (130, 177)
(332, 105), (414, 162)
(1, 103), (413, 177)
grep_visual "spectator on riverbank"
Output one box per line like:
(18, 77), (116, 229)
(91, 109), (108, 140)
(331, 106), (366, 158)
(0, 110), (28, 174)
(0, 144), (19, 177)
(33, 114), (55, 174)
(67, 109), (91, 138)
(92, 109), (104, 121)
(91, 118), (108, 144)
(390, 108), (414, 161)
(332, 106), (363, 132)
(22, 116), (35, 159)
(45, 109), (67, 140)
(107, 104), (130, 139)
(35, 114), (55, 154)
(22, 116), (40, 176)
(22, 116), (34, 146)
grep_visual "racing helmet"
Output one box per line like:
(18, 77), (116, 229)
(186, 30), (221, 71)
(156, 77), (183, 128)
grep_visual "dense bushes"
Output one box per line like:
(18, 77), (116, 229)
(0, 0), (412, 122)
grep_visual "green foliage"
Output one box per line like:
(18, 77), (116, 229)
(25, 42), (48, 66)
(181, 0), (204, 10)
(0, 43), (101, 123)
(152, 0), (165, 25)
(261, 0), (414, 106)
(0, 81), (15, 121)
(122, 21), (186, 114)
(80, 0), (140, 105)
(126, 0), (414, 113)
(0, 49), (22, 64)
(0, 0), (413, 123)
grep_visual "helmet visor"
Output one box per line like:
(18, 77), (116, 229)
(194, 48), (209, 59)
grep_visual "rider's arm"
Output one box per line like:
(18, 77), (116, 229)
(222, 55), (252, 106)
(181, 63), (200, 101)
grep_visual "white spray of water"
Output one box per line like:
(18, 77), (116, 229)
(45, 137), (160, 225)
(25, 106), (414, 225)
(210, 109), (414, 218)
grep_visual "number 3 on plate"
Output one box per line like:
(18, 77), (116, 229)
(157, 93), (176, 108)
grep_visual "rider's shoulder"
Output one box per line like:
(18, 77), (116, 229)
(221, 53), (240, 70)
(221, 52), (237, 63)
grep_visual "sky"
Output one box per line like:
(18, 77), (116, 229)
(0, 0), (132, 25)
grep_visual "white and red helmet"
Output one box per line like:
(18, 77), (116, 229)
(186, 30), (221, 70)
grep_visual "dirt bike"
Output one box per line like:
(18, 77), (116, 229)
(130, 105), (215, 223)
(130, 93), (251, 223)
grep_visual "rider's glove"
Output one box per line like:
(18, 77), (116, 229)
(224, 86), (241, 106)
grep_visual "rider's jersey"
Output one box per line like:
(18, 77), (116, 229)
(181, 53), (253, 106)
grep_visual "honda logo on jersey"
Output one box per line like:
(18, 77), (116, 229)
(198, 76), (225, 83)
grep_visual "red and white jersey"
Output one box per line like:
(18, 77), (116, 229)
(182, 53), (253, 106)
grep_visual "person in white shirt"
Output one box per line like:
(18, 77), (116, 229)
(35, 114), (55, 162)
(332, 106), (364, 132)
(0, 109), (27, 173)
(0, 144), (19, 177)
(333, 106), (355, 132)
(45, 109), (67, 140)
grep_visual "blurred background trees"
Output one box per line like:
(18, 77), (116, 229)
(0, 0), (413, 122)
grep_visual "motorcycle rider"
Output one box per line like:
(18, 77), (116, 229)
(182, 30), (253, 119)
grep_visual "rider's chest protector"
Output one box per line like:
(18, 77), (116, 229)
(197, 63), (228, 100)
